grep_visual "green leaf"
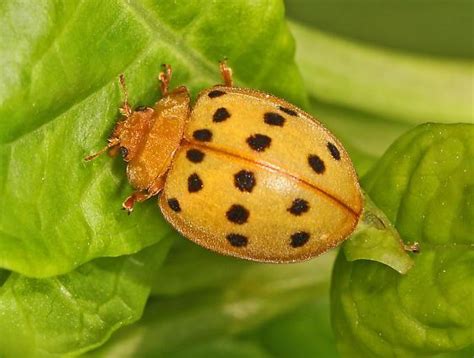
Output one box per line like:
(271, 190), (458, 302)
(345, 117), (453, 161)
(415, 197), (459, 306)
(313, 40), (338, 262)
(0, 0), (306, 277)
(343, 192), (415, 274)
(290, 22), (474, 125)
(0, 238), (172, 357)
(331, 123), (474, 356)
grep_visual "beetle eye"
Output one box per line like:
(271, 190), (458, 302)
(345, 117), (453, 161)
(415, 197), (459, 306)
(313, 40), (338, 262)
(119, 146), (129, 158)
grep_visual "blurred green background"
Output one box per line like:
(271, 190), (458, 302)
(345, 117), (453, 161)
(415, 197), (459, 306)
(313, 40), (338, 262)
(286, 0), (474, 59)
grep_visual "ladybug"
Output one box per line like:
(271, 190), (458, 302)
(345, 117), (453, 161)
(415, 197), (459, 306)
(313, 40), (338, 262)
(86, 62), (363, 263)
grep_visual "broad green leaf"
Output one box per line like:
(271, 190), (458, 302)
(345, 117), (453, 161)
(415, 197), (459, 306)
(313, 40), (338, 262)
(0, 0), (307, 277)
(0, 238), (172, 357)
(331, 123), (474, 357)
(343, 192), (415, 274)
(291, 22), (474, 125)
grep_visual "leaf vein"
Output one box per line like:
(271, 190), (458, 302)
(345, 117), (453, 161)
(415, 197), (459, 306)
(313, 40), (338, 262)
(123, 1), (231, 84)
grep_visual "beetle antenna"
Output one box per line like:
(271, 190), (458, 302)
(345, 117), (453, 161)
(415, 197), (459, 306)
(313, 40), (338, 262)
(84, 138), (120, 161)
(119, 74), (132, 117)
(404, 242), (420, 253)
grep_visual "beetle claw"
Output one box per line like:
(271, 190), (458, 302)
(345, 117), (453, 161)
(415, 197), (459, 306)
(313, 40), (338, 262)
(122, 196), (135, 214)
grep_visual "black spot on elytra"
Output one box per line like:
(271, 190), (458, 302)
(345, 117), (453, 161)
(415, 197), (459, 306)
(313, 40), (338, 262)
(226, 233), (248, 247)
(119, 146), (128, 159)
(208, 90), (226, 98)
(193, 129), (213, 142)
(135, 105), (148, 111)
(188, 173), (203, 193)
(226, 204), (249, 224)
(186, 149), (205, 163)
(290, 232), (310, 247)
(213, 107), (231, 122)
(264, 112), (285, 126)
(167, 198), (181, 212)
(288, 199), (310, 216)
(278, 106), (297, 116)
(246, 134), (271, 152)
(327, 142), (341, 160)
(308, 155), (325, 174)
(234, 170), (256, 192)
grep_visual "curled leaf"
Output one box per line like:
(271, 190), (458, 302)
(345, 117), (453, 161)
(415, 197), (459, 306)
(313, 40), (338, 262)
(331, 123), (474, 357)
(343, 192), (415, 274)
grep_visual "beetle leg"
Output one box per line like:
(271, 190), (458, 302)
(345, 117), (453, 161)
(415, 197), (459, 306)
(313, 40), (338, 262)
(159, 64), (172, 97)
(121, 176), (166, 214)
(122, 191), (151, 214)
(119, 74), (132, 117)
(404, 242), (421, 253)
(219, 59), (233, 87)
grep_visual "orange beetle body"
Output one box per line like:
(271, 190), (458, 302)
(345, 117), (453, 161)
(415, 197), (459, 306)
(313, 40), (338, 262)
(87, 63), (363, 263)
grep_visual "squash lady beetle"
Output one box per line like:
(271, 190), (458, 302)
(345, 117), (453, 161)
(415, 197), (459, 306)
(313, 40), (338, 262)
(86, 62), (363, 263)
